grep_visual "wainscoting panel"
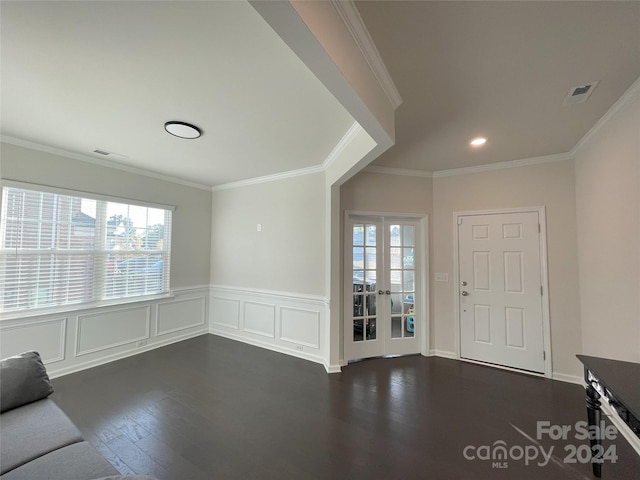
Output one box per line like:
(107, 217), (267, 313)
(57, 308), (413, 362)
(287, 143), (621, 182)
(0, 287), (210, 378)
(243, 302), (276, 338)
(280, 307), (320, 348)
(210, 286), (328, 368)
(157, 296), (206, 336)
(0, 317), (67, 363)
(76, 305), (150, 356)
(211, 297), (240, 330)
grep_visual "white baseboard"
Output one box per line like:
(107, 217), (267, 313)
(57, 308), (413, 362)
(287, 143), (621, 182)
(210, 327), (325, 367)
(552, 372), (584, 385)
(48, 328), (208, 378)
(429, 349), (457, 360)
(324, 363), (342, 373)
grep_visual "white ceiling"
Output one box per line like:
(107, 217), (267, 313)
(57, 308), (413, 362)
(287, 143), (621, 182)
(2, 1), (639, 186)
(356, 0), (640, 172)
(0, 1), (354, 187)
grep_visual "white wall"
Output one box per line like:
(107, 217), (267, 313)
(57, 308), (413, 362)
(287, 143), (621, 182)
(433, 161), (582, 378)
(210, 172), (326, 296)
(575, 94), (640, 362)
(209, 172), (329, 368)
(0, 143), (212, 374)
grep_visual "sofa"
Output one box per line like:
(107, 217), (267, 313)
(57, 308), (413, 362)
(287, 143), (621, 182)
(0, 351), (154, 480)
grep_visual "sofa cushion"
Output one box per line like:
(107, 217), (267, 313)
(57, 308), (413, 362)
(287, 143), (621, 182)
(0, 351), (53, 413)
(0, 399), (84, 475)
(0, 441), (119, 480)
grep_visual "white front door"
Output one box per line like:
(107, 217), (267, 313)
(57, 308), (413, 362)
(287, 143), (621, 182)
(458, 211), (546, 373)
(344, 216), (422, 361)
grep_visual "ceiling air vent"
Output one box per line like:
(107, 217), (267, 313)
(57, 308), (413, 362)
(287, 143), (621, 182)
(92, 149), (128, 159)
(563, 81), (599, 105)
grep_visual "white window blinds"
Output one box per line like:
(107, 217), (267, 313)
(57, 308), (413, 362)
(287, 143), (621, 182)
(0, 183), (172, 313)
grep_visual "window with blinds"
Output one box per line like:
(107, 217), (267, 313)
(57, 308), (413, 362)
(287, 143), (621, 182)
(0, 183), (172, 314)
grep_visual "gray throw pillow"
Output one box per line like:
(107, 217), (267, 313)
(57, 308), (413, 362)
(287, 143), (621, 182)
(0, 351), (54, 413)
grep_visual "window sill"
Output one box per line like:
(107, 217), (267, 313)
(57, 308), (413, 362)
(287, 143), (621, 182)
(0, 292), (175, 322)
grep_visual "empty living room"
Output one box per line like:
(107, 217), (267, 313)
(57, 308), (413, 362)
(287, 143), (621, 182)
(1, 1), (639, 479)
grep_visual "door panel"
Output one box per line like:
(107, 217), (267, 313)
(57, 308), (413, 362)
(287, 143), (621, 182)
(458, 212), (545, 373)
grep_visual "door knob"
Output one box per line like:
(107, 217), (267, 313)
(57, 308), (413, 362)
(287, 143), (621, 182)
(385, 290), (391, 295)
(461, 291), (469, 296)
(461, 281), (467, 286)
(378, 290), (384, 295)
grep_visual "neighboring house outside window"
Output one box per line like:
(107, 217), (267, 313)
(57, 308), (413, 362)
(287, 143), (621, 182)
(0, 182), (172, 315)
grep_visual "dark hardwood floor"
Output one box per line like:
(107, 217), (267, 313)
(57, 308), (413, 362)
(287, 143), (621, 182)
(51, 335), (640, 479)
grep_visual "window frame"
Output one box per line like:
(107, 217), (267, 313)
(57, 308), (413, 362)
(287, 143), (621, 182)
(0, 180), (175, 319)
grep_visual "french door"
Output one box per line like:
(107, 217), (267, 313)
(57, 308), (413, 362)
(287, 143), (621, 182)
(344, 215), (422, 361)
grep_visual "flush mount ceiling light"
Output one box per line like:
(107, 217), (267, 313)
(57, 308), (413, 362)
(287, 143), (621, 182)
(470, 137), (487, 147)
(164, 121), (202, 139)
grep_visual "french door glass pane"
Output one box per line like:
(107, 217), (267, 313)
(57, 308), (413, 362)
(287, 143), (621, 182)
(352, 223), (377, 344)
(353, 225), (364, 246)
(389, 224), (417, 340)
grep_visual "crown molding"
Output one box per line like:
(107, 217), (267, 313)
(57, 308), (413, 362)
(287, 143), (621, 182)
(433, 152), (575, 178)
(322, 122), (362, 170)
(364, 165), (433, 178)
(0, 135), (212, 191)
(330, 0), (402, 109)
(211, 164), (325, 192)
(570, 75), (640, 157)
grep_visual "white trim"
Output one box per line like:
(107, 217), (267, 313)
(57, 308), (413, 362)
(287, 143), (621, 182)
(433, 152), (574, 178)
(324, 362), (342, 373)
(210, 328), (325, 367)
(0, 136), (211, 191)
(429, 349), (457, 360)
(453, 207), (553, 378)
(551, 372), (583, 385)
(48, 329), (208, 379)
(210, 284), (328, 306)
(329, 1), (402, 109)
(322, 122), (363, 170)
(364, 165), (434, 178)
(570, 75), (640, 157)
(460, 357), (547, 378)
(0, 291), (174, 322)
(210, 165), (324, 192)
(211, 122), (364, 192)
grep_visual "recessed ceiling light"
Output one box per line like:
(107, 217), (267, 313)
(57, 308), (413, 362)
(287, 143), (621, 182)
(470, 137), (487, 147)
(164, 121), (202, 139)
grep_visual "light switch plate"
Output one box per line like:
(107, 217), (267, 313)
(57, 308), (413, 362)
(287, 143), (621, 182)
(435, 273), (449, 282)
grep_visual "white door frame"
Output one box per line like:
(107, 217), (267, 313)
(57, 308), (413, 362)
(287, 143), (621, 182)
(453, 206), (552, 378)
(343, 211), (430, 363)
